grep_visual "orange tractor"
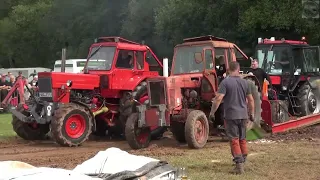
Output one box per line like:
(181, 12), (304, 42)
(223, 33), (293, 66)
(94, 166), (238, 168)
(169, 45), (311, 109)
(125, 35), (320, 149)
(124, 35), (263, 149)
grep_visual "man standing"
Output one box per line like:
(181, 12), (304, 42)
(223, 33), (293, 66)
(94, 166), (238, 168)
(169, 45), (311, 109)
(247, 59), (272, 89)
(210, 61), (255, 174)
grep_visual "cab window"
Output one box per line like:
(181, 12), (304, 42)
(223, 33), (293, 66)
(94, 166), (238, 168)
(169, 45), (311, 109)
(204, 49), (214, 70)
(135, 51), (144, 70)
(116, 50), (134, 69)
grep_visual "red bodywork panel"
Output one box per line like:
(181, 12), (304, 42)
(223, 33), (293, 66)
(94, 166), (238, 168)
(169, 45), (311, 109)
(270, 76), (281, 85)
(261, 99), (320, 134)
(272, 114), (320, 133)
(38, 72), (100, 89)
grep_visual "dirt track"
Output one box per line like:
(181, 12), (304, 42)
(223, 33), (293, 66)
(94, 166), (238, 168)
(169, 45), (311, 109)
(0, 134), (192, 169)
(1, 125), (320, 169)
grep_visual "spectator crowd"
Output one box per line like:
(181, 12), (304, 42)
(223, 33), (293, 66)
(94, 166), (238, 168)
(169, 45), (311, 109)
(0, 71), (38, 108)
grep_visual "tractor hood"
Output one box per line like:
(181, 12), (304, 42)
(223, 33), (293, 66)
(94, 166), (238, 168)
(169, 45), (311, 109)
(38, 72), (100, 89)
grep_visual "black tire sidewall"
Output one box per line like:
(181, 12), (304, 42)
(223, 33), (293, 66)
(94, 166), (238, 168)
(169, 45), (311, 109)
(61, 109), (91, 143)
(125, 113), (151, 149)
(185, 110), (209, 149)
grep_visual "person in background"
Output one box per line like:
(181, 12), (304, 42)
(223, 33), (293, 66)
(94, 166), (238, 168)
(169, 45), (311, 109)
(8, 75), (16, 86)
(30, 75), (38, 87)
(210, 61), (255, 174)
(0, 75), (11, 106)
(23, 77), (32, 101)
(247, 59), (272, 89)
(17, 71), (24, 79)
(5, 73), (10, 82)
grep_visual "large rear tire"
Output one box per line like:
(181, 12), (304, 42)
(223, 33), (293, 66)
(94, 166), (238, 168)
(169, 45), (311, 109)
(50, 103), (93, 147)
(297, 80), (320, 116)
(119, 81), (166, 140)
(185, 110), (209, 149)
(125, 113), (151, 149)
(12, 104), (49, 140)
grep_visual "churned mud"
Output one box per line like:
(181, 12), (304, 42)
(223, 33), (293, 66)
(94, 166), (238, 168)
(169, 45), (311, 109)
(1, 125), (320, 169)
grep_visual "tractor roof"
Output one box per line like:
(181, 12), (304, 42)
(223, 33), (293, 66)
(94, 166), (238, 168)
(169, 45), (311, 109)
(90, 36), (150, 51)
(176, 35), (238, 48)
(259, 38), (308, 45)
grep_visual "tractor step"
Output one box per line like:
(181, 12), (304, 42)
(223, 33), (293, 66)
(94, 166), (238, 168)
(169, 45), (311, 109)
(271, 113), (320, 133)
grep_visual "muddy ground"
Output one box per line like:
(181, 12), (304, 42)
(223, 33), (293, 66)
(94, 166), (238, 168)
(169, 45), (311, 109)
(0, 125), (320, 170)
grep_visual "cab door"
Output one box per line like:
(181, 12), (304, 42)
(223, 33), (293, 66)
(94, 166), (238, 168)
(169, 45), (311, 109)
(112, 49), (135, 90)
(201, 48), (218, 101)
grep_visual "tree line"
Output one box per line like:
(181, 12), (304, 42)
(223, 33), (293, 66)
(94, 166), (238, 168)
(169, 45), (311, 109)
(0, 0), (319, 68)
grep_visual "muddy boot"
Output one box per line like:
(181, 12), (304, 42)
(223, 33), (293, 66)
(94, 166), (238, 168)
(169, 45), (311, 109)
(231, 163), (244, 174)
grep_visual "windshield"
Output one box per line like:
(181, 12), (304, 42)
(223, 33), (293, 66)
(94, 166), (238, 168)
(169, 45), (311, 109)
(257, 45), (320, 75)
(86, 46), (116, 70)
(173, 45), (207, 75)
(300, 47), (320, 73)
(256, 46), (291, 75)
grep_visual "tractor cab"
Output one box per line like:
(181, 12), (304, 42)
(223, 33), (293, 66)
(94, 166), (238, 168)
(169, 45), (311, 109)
(171, 35), (248, 80)
(256, 37), (320, 76)
(81, 37), (163, 97)
(255, 37), (320, 116)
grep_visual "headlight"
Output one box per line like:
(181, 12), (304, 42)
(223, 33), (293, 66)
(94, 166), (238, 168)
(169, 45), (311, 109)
(282, 86), (287, 91)
(66, 80), (72, 87)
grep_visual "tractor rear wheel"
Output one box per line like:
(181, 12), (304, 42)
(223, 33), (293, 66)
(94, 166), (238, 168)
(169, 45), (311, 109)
(245, 79), (262, 130)
(185, 110), (209, 149)
(119, 80), (166, 140)
(125, 113), (151, 149)
(297, 80), (320, 116)
(50, 103), (93, 147)
(12, 105), (50, 140)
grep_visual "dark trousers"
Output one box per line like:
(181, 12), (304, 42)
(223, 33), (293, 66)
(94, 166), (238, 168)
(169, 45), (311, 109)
(0, 89), (9, 105)
(225, 119), (248, 163)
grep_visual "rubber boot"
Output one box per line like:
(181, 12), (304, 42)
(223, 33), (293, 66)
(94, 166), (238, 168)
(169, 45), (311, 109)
(231, 163), (244, 174)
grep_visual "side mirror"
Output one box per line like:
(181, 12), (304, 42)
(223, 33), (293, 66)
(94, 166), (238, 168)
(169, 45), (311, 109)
(194, 52), (203, 64)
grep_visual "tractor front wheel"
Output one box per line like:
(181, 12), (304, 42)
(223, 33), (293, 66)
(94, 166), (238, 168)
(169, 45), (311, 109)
(185, 110), (209, 149)
(50, 103), (92, 147)
(12, 105), (49, 140)
(119, 81), (166, 140)
(125, 113), (151, 149)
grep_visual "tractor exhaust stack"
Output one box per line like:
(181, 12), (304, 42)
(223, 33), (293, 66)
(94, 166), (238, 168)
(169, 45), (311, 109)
(163, 58), (169, 77)
(61, 42), (69, 73)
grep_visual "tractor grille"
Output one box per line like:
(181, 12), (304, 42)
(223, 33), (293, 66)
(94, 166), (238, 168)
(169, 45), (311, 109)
(38, 77), (53, 101)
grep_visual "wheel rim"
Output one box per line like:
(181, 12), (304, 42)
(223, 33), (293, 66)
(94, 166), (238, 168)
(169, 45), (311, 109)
(194, 118), (207, 144)
(308, 91), (319, 113)
(65, 114), (86, 139)
(135, 128), (150, 144)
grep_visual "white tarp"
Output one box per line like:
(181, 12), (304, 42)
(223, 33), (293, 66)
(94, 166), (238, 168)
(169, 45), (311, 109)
(0, 147), (176, 180)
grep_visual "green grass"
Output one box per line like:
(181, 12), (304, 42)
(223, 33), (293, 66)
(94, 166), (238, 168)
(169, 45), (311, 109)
(135, 140), (320, 180)
(0, 113), (16, 138)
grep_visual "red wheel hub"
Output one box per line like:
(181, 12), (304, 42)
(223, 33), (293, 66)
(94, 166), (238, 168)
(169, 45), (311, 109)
(194, 118), (207, 143)
(136, 128), (150, 144)
(65, 114), (86, 139)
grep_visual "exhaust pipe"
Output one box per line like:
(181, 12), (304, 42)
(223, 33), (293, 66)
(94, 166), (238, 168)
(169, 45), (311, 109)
(163, 58), (169, 77)
(61, 42), (69, 73)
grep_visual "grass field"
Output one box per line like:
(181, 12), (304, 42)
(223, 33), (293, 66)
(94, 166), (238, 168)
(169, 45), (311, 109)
(0, 113), (15, 138)
(0, 113), (320, 179)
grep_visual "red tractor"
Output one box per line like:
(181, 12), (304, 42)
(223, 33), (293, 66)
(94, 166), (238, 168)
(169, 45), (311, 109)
(253, 37), (320, 132)
(124, 35), (263, 149)
(2, 37), (167, 146)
